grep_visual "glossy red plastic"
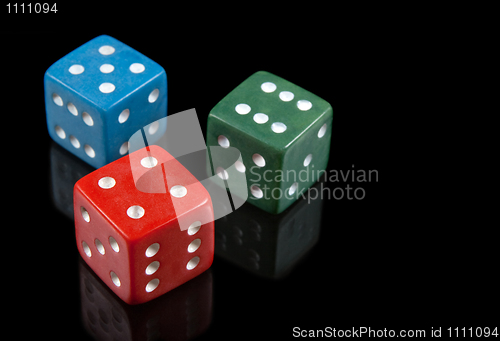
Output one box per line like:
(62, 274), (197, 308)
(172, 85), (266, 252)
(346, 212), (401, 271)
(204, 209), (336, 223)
(74, 145), (214, 304)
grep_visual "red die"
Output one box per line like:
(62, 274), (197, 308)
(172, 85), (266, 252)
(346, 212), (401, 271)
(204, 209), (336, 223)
(74, 145), (214, 304)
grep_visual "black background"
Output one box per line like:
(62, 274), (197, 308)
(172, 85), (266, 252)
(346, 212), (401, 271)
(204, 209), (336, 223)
(2, 6), (497, 340)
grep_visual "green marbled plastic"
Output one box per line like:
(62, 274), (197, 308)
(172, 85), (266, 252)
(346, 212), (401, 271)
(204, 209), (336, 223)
(207, 71), (333, 214)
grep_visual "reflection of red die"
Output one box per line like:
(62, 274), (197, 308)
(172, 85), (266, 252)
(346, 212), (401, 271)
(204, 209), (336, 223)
(74, 145), (214, 304)
(79, 259), (213, 341)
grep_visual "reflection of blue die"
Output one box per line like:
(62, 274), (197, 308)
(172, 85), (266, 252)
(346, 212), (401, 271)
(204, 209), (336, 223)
(44, 35), (167, 168)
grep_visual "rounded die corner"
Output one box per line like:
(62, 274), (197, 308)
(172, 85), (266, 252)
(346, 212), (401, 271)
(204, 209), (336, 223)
(87, 34), (121, 46)
(253, 70), (274, 77)
(93, 34), (115, 40)
(43, 66), (54, 80)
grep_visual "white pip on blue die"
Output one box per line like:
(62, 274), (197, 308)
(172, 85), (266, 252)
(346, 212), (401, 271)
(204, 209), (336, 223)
(44, 35), (167, 168)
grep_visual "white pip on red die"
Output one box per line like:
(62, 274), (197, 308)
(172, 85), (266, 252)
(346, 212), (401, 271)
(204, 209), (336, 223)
(73, 145), (214, 304)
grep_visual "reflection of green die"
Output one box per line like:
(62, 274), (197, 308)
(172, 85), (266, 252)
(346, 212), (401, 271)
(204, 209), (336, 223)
(207, 71), (333, 214)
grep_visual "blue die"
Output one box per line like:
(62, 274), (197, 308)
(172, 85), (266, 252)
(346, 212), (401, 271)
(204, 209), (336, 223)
(44, 35), (167, 168)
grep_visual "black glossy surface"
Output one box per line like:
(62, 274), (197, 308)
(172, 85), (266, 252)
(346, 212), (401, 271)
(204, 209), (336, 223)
(3, 26), (496, 340)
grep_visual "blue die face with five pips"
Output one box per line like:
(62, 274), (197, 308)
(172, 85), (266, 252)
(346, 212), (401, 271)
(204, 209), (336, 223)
(44, 35), (167, 168)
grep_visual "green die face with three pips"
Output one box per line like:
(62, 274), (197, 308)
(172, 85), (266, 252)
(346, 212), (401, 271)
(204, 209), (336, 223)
(207, 71), (333, 214)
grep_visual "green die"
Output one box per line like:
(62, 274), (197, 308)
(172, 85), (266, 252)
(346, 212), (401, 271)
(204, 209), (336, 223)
(207, 71), (333, 214)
